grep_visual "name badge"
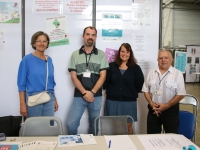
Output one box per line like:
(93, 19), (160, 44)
(83, 72), (91, 78)
(155, 87), (162, 95)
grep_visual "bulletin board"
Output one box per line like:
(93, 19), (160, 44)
(0, 0), (161, 134)
(185, 45), (200, 82)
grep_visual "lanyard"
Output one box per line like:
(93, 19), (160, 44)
(85, 52), (92, 70)
(158, 71), (169, 85)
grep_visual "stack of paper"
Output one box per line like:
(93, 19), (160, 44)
(58, 134), (97, 147)
(18, 141), (57, 150)
(137, 134), (200, 150)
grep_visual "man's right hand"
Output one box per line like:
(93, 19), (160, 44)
(83, 91), (95, 102)
(20, 103), (28, 117)
(150, 102), (162, 117)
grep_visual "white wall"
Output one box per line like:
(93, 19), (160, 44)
(0, 0), (22, 117)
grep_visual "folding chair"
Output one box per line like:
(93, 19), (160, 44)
(94, 115), (134, 136)
(178, 94), (199, 143)
(21, 116), (63, 136)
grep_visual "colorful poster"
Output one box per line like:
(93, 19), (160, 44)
(63, 0), (92, 14)
(174, 51), (186, 73)
(102, 13), (122, 41)
(32, 0), (62, 14)
(0, 2), (20, 23)
(105, 48), (118, 63)
(46, 16), (69, 47)
(58, 134), (96, 147)
(0, 142), (22, 150)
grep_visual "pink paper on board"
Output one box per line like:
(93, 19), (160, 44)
(105, 48), (118, 63)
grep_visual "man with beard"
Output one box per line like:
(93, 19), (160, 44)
(67, 26), (109, 135)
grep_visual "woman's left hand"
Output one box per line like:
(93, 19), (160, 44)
(54, 100), (59, 112)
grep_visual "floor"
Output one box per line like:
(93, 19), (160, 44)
(183, 83), (200, 146)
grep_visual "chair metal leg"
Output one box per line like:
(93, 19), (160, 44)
(193, 74), (198, 86)
(193, 134), (196, 144)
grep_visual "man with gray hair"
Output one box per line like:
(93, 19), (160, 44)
(142, 49), (186, 134)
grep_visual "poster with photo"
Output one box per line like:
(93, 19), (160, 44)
(189, 64), (196, 74)
(102, 13), (122, 41)
(187, 57), (192, 63)
(186, 45), (200, 82)
(45, 16), (69, 47)
(0, 2), (20, 23)
(195, 57), (199, 64)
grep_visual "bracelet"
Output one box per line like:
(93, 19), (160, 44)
(90, 90), (95, 95)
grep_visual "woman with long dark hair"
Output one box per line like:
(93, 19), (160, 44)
(103, 43), (144, 134)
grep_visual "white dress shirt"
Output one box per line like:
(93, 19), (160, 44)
(142, 66), (186, 104)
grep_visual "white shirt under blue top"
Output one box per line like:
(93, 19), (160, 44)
(17, 53), (56, 94)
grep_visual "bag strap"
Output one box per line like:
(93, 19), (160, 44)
(45, 56), (48, 91)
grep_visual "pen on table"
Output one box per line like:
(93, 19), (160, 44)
(108, 140), (111, 149)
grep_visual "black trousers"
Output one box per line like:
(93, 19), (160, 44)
(147, 103), (179, 134)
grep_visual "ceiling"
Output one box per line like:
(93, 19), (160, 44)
(162, 0), (200, 8)
(163, 0), (200, 5)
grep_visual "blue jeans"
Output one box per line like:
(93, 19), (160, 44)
(67, 96), (102, 135)
(26, 91), (55, 117)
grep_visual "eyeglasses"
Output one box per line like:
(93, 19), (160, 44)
(35, 40), (48, 44)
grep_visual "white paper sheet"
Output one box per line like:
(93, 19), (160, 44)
(137, 134), (200, 150)
(104, 135), (137, 150)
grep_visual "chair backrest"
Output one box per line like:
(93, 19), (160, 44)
(21, 116), (63, 136)
(94, 115), (134, 136)
(178, 110), (195, 139)
(178, 94), (199, 143)
(179, 94), (198, 107)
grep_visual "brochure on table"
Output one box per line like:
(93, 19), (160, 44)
(0, 142), (22, 150)
(58, 134), (97, 147)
